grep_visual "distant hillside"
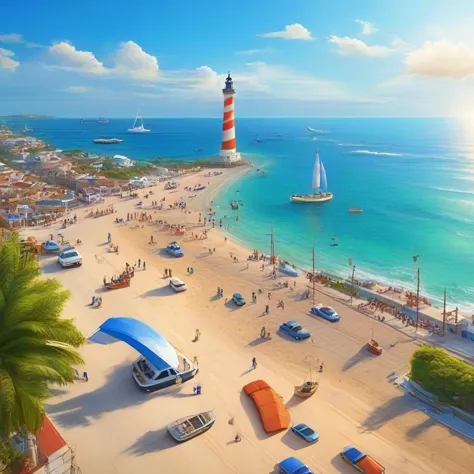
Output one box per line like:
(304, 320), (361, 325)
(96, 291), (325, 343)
(0, 115), (55, 119)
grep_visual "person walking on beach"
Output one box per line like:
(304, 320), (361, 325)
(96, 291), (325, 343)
(137, 258), (141, 268)
(108, 232), (111, 243)
(143, 261), (146, 270)
(169, 268), (172, 278)
(194, 329), (201, 342)
(252, 357), (257, 369)
(265, 304), (270, 314)
(164, 268), (168, 278)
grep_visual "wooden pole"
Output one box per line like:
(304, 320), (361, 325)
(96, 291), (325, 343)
(312, 246), (315, 306)
(350, 265), (356, 306)
(442, 287), (447, 337)
(415, 267), (420, 332)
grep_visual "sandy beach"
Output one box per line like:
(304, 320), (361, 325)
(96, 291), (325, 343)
(29, 167), (473, 474)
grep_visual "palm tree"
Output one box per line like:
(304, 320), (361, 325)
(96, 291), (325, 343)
(0, 234), (85, 438)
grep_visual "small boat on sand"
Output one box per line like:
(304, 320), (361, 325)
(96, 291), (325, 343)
(167, 411), (216, 442)
(42, 240), (61, 253)
(104, 278), (130, 290)
(367, 339), (383, 355)
(279, 261), (299, 277)
(348, 208), (363, 214)
(294, 368), (319, 398)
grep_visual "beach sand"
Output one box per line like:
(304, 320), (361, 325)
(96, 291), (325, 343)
(30, 167), (473, 473)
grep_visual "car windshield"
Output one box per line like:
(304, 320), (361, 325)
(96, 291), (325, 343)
(294, 467), (310, 474)
(173, 282), (185, 287)
(292, 325), (303, 332)
(300, 427), (314, 436)
(322, 307), (334, 314)
(63, 251), (79, 258)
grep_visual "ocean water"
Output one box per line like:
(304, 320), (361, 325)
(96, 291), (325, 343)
(7, 117), (474, 310)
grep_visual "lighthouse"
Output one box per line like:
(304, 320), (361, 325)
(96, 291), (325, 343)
(218, 73), (241, 163)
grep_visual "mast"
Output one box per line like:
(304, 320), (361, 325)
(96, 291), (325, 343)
(312, 150), (321, 194)
(443, 287), (447, 337)
(312, 246), (316, 306)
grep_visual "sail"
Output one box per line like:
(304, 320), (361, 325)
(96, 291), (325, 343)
(320, 160), (328, 192)
(312, 151), (321, 191)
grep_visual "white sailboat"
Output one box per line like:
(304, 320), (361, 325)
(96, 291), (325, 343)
(23, 124), (33, 132)
(128, 112), (150, 133)
(290, 150), (333, 203)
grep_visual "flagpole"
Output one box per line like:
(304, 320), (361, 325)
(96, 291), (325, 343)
(350, 264), (356, 306)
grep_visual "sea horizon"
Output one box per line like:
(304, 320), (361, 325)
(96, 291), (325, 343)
(7, 116), (474, 312)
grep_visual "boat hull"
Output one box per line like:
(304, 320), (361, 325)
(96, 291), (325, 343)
(290, 193), (333, 203)
(167, 411), (216, 442)
(104, 280), (130, 290)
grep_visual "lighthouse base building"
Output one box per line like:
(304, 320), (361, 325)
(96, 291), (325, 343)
(216, 73), (241, 164)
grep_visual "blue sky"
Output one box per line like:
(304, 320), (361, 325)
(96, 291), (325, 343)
(2, 0), (474, 117)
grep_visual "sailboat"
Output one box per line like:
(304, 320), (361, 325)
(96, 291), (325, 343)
(23, 124), (33, 132)
(294, 367), (319, 398)
(290, 150), (333, 203)
(128, 112), (150, 133)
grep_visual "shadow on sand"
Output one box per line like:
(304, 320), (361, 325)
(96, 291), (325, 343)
(362, 394), (416, 431)
(276, 330), (309, 344)
(124, 427), (177, 456)
(45, 363), (152, 428)
(224, 301), (241, 312)
(285, 394), (307, 409)
(239, 391), (268, 441)
(141, 286), (174, 298)
(247, 337), (271, 347)
(341, 346), (375, 372)
(40, 261), (63, 274)
(158, 248), (178, 259)
(280, 429), (308, 451)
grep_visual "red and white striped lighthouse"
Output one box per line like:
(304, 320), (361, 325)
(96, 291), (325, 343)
(219, 73), (241, 163)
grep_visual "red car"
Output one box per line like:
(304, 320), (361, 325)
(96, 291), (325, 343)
(341, 446), (385, 473)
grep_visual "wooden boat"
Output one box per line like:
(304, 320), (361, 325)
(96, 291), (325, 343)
(167, 411), (216, 442)
(294, 380), (319, 398)
(104, 278), (130, 290)
(348, 208), (363, 213)
(367, 338), (383, 355)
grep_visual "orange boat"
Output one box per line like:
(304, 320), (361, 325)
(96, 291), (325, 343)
(104, 277), (130, 290)
(367, 339), (383, 355)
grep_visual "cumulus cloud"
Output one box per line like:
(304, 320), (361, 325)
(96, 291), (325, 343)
(355, 19), (378, 36)
(114, 41), (159, 81)
(63, 86), (92, 93)
(329, 36), (392, 57)
(259, 23), (313, 41)
(0, 48), (19, 71)
(405, 40), (474, 79)
(50, 42), (107, 75)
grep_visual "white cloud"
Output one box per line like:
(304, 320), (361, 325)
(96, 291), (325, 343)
(114, 41), (159, 81)
(405, 40), (474, 79)
(0, 33), (24, 43)
(259, 23), (313, 41)
(63, 86), (92, 93)
(329, 36), (392, 57)
(50, 42), (107, 75)
(355, 19), (378, 36)
(0, 48), (19, 71)
(236, 48), (270, 55)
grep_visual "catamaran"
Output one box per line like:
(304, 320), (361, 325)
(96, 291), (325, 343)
(290, 150), (333, 203)
(128, 112), (150, 133)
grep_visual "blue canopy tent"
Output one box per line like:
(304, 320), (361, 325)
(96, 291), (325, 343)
(89, 317), (179, 371)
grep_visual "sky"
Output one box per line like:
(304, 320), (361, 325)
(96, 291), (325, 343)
(2, 0), (474, 117)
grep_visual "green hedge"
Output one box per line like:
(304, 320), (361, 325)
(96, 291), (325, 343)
(410, 346), (474, 411)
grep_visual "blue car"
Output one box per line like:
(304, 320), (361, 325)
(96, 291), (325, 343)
(278, 456), (313, 474)
(310, 305), (340, 322)
(279, 321), (311, 340)
(232, 293), (246, 306)
(166, 242), (184, 257)
(291, 423), (320, 443)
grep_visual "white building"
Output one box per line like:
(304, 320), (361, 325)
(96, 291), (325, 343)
(112, 155), (135, 168)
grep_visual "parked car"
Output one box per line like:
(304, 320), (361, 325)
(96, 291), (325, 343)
(169, 277), (187, 292)
(340, 446), (385, 473)
(310, 305), (340, 322)
(166, 241), (184, 257)
(232, 293), (246, 306)
(291, 423), (320, 443)
(58, 247), (82, 268)
(279, 321), (311, 340)
(278, 456), (313, 474)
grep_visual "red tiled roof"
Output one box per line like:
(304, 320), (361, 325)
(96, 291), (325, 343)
(37, 416), (67, 458)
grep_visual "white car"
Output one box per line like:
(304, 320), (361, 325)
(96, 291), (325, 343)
(169, 277), (187, 292)
(58, 247), (83, 268)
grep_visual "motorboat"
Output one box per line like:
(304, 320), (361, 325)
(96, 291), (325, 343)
(128, 112), (150, 133)
(290, 150), (333, 203)
(167, 411), (216, 442)
(41, 240), (61, 253)
(279, 261), (299, 277)
(367, 339), (383, 356)
(96, 118), (111, 124)
(93, 137), (123, 144)
(166, 242), (184, 257)
(132, 353), (198, 392)
(348, 208), (363, 214)
(164, 181), (178, 190)
(230, 201), (239, 210)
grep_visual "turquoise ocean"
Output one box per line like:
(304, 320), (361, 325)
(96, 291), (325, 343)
(7, 117), (474, 310)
